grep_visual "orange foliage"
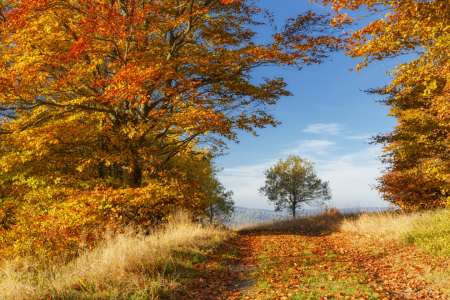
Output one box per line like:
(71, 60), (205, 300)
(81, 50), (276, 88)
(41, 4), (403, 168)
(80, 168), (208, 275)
(320, 0), (450, 210)
(0, 0), (336, 259)
(0, 170), (207, 259)
(323, 205), (340, 216)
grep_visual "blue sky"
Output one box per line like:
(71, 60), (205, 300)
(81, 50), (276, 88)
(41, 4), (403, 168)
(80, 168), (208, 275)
(216, 0), (401, 210)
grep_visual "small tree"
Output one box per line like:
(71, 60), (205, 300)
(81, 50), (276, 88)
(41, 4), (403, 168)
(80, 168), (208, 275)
(205, 179), (234, 225)
(173, 153), (234, 224)
(259, 154), (331, 218)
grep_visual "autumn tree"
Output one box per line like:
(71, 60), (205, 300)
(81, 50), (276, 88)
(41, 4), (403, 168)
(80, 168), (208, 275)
(0, 0), (338, 190)
(0, 0), (338, 191)
(259, 154), (331, 218)
(0, 0), (339, 258)
(369, 88), (449, 210)
(320, 0), (450, 210)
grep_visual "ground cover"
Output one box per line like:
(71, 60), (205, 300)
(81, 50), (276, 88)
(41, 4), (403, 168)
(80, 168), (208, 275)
(2, 209), (450, 299)
(0, 211), (231, 300)
(187, 229), (449, 299)
(184, 210), (450, 300)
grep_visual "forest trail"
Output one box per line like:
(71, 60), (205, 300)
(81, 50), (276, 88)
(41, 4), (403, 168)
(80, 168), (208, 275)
(178, 230), (449, 300)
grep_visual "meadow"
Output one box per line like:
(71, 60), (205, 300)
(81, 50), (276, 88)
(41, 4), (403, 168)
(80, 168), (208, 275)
(235, 206), (450, 258)
(1, 208), (450, 299)
(0, 211), (231, 300)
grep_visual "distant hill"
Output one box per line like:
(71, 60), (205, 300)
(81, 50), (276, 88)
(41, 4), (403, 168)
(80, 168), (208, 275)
(228, 206), (389, 227)
(227, 207), (288, 227)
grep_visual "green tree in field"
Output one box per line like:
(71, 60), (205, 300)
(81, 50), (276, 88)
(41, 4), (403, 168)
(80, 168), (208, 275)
(259, 154), (331, 218)
(172, 153), (234, 224)
(204, 178), (234, 225)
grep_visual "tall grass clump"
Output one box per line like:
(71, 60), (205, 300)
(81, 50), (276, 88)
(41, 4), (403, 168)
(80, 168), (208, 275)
(338, 207), (450, 258)
(401, 209), (450, 258)
(339, 210), (421, 239)
(0, 210), (231, 300)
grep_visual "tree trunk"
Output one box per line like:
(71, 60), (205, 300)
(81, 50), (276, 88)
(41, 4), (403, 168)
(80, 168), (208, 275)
(122, 165), (142, 188)
(97, 161), (105, 179)
(292, 198), (297, 219)
(209, 206), (213, 224)
(97, 126), (105, 179)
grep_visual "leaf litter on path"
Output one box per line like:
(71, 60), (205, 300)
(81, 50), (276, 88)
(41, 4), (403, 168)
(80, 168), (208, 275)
(173, 232), (260, 299)
(176, 230), (450, 299)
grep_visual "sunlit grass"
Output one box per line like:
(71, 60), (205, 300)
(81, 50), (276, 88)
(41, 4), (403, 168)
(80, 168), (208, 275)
(233, 210), (345, 233)
(0, 210), (232, 300)
(235, 206), (450, 258)
(340, 209), (420, 239)
(340, 208), (450, 258)
(401, 209), (450, 257)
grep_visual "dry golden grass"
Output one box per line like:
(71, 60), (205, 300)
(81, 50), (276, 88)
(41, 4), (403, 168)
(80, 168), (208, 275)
(0, 210), (231, 300)
(234, 207), (432, 238)
(401, 209), (450, 257)
(235, 207), (422, 238)
(235, 207), (450, 257)
(339, 210), (421, 239)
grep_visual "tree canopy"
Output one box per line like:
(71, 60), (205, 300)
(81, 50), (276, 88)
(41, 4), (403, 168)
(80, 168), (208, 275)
(0, 0), (337, 186)
(321, 0), (450, 210)
(0, 0), (337, 259)
(259, 154), (331, 218)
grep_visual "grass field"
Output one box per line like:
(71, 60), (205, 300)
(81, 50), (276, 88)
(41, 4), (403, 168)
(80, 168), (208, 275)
(0, 210), (232, 300)
(235, 207), (450, 259)
(230, 207), (450, 299)
(1, 208), (450, 299)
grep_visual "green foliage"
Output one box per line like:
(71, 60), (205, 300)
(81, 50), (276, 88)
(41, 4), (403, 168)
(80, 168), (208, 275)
(259, 154), (331, 218)
(171, 154), (234, 224)
(204, 179), (234, 224)
(402, 209), (450, 258)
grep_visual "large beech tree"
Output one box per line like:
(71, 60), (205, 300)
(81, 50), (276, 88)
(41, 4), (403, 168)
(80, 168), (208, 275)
(321, 0), (450, 210)
(0, 0), (337, 188)
(0, 0), (338, 258)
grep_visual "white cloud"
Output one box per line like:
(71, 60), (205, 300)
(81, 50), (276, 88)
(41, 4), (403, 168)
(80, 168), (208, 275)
(282, 140), (335, 156)
(219, 160), (277, 209)
(303, 123), (345, 135)
(346, 133), (375, 140)
(220, 161), (274, 178)
(313, 146), (386, 208)
(218, 144), (388, 210)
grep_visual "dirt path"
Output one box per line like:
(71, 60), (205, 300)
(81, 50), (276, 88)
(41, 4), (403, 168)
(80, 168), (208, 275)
(179, 230), (450, 299)
(225, 233), (259, 295)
